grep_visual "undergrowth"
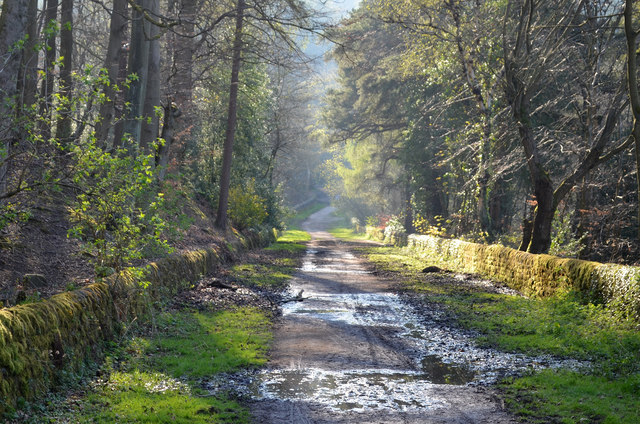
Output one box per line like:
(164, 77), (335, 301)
(332, 227), (640, 424)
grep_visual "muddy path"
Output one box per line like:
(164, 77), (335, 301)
(239, 207), (518, 423)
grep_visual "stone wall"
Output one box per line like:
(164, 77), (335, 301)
(407, 234), (640, 321)
(0, 228), (275, 411)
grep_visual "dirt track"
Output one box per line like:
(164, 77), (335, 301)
(246, 207), (518, 423)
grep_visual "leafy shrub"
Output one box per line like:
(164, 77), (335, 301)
(350, 217), (362, 233)
(228, 180), (268, 230)
(365, 216), (378, 227)
(413, 213), (448, 237)
(68, 139), (172, 275)
(550, 211), (584, 258)
(384, 215), (407, 246)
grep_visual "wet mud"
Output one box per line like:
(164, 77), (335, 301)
(207, 207), (578, 423)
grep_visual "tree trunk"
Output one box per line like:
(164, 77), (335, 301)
(157, 103), (181, 181)
(528, 172), (555, 254)
(140, 0), (161, 155)
(123, 0), (151, 154)
(39, 0), (58, 142)
(17, 0), (39, 118)
(56, 0), (73, 143)
(0, 0), (29, 195)
(112, 42), (130, 150)
(95, 0), (128, 149)
(214, 0), (245, 230)
(167, 0), (196, 174)
(624, 0), (640, 241)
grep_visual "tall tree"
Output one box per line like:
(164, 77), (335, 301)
(378, 0), (504, 238)
(0, 0), (29, 194)
(39, 0), (58, 141)
(17, 0), (39, 120)
(161, 0), (196, 176)
(95, 0), (129, 149)
(123, 0), (152, 153)
(56, 0), (73, 142)
(140, 0), (162, 154)
(503, 0), (627, 253)
(625, 0), (640, 240)
(215, 0), (245, 230)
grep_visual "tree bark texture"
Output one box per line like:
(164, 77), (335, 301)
(157, 103), (181, 181)
(0, 0), (29, 195)
(56, 0), (73, 143)
(17, 0), (39, 119)
(95, 0), (128, 149)
(39, 0), (58, 141)
(140, 0), (161, 155)
(167, 0), (196, 174)
(123, 0), (151, 154)
(215, 0), (245, 230)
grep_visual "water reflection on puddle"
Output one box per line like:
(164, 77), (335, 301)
(301, 249), (371, 274)
(227, 245), (585, 414)
(421, 355), (476, 385)
(251, 368), (451, 412)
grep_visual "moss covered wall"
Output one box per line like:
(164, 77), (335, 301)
(0, 228), (274, 412)
(407, 234), (640, 321)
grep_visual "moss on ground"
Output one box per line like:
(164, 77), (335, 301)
(49, 307), (270, 423)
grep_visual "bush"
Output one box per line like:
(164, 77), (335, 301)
(384, 215), (407, 246)
(228, 180), (268, 230)
(68, 140), (172, 275)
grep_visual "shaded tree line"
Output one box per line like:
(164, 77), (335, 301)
(323, 0), (640, 262)
(0, 0), (326, 272)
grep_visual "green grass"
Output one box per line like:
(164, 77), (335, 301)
(328, 227), (367, 241)
(49, 307), (270, 423)
(150, 309), (272, 377)
(502, 370), (640, 424)
(232, 228), (310, 289)
(348, 233), (640, 424)
(232, 263), (297, 289)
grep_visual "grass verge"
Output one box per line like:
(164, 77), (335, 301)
(232, 229), (310, 290)
(15, 307), (269, 423)
(331, 227), (640, 424)
(11, 228), (311, 423)
(328, 227), (367, 241)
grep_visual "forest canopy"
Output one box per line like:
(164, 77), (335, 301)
(321, 0), (640, 262)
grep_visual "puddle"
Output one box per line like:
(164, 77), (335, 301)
(210, 368), (451, 412)
(421, 355), (476, 385)
(301, 248), (371, 274)
(213, 240), (588, 417)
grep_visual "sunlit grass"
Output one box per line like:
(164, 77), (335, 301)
(150, 309), (272, 377)
(232, 263), (296, 289)
(502, 370), (640, 424)
(273, 229), (311, 243)
(363, 243), (640, 424)
(328, 226), (367, 241)
(58, 307), (270, 423)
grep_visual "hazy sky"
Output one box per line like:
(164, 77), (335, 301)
(325, 0), (361, 16)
